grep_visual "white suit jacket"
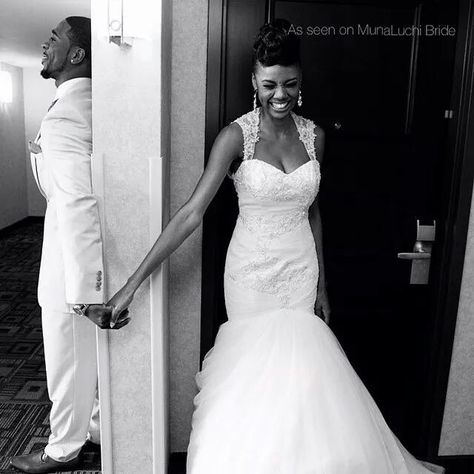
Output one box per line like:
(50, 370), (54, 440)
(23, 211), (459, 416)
(31, 78), (104, 312)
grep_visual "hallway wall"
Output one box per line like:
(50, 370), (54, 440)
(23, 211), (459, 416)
(169, 0), (208, 452)
(92, 0), (172, 472)
(0, 63), (28, 230)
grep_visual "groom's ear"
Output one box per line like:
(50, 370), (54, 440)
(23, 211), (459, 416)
(251, 73), (257, 90)
(70, 46), (86, 65)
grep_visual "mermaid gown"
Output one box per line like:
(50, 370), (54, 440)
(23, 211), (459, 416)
(186, 108), (444, 474)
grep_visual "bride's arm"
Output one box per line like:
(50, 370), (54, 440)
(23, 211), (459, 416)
(309, 201), (330, 321)
(108, 123), (242, 326)
(309, 126), (330, 323)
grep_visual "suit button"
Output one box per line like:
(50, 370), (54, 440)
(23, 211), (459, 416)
(96, 276), (102, 282)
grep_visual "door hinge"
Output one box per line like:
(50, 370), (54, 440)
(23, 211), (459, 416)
(444, 109), (454, 119)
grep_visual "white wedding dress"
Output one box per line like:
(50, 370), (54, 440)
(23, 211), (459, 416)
(186, 107), (444, 474)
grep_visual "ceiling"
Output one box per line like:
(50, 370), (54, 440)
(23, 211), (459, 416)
(0, 0), (91, 69)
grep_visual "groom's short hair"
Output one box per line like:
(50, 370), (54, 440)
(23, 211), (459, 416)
(65, 16), (91, 61)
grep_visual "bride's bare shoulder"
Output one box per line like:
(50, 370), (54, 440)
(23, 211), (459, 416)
(210, 122), (244, 163)
(217, 121), (244, 146)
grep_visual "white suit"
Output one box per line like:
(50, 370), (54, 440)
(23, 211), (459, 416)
(30, 77), (102, 462)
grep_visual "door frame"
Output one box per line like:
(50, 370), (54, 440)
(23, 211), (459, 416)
(423, 0), (474, 459)
(201, 0), (474, 462)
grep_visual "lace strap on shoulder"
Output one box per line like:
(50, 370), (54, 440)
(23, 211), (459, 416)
(293, 113), (317, 161)
(232, 108), (260, 161)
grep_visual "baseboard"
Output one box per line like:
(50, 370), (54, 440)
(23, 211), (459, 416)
(27, 211), (46, 217)
(169, 452), (186, 474)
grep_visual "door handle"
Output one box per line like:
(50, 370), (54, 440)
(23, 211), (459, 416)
(397, 220), (436, 284)
(397, 252), (431, 260)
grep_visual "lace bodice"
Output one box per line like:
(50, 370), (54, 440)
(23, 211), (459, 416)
(232, 107), (317, 162)
(231, 107), (321, 217)
(224, 108), (321, 310)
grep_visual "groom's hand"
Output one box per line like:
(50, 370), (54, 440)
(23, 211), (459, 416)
(84, 304), (111, 329)
(84, 304), (129, 329)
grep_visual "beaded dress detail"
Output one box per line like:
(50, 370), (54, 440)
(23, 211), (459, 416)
(186, 108), (444, 474)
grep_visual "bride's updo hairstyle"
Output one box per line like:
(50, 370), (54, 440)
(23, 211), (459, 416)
(252, 18), (301, 70)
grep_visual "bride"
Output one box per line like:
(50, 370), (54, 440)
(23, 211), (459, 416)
(108, 19), (444, 474)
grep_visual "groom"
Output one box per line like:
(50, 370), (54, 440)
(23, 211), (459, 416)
(10, 17), (128, 474)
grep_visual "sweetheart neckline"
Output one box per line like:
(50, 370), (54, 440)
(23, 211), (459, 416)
(237, 158), (319, 177)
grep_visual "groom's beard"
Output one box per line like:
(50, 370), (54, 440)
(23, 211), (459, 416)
(40, 55), (68, 79)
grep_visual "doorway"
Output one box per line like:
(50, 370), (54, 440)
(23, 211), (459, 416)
(201, 0), (474, 464)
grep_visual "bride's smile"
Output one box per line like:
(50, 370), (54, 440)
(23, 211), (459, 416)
(252, 63), (301, 119)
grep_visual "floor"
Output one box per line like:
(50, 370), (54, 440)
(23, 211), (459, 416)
(0, 218), (100, 474)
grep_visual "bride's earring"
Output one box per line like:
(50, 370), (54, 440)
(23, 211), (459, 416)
(297, 90), (303, 107)
(253, 89), (257, 110)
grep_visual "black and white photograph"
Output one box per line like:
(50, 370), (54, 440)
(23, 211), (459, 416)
(0, 1), (473, 473)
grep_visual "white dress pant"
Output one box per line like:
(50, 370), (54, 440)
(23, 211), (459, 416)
(41, 309), (99, 462)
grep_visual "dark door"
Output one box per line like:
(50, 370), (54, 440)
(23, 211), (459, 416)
(202, 0), (459, 458)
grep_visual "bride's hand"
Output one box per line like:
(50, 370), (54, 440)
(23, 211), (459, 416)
(108, 284), (136, 329)
(315, 286), (331, 324)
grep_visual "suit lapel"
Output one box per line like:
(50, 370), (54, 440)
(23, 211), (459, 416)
(30, 129), (47, 198)
(31, 95), (65, 199)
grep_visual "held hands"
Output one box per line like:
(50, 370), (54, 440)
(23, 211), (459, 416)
(82, 283), (135, 330)
(315, 284), (331, 324)
(107, 284), (136, 329)
(84, 304), (131, 330)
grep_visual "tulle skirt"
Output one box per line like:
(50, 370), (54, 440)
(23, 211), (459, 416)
(186, 309), (444, 474)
